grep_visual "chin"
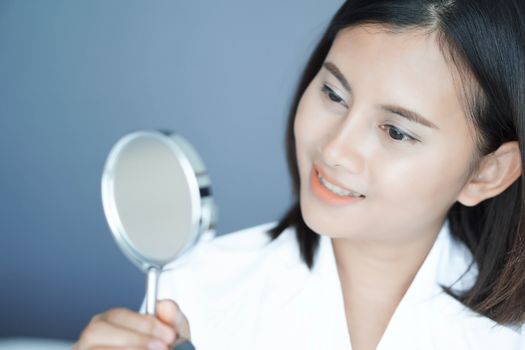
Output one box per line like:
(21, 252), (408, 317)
(299, 197), (341, 238)
(299, 197), (373, 241)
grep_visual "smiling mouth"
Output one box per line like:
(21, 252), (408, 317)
(315, 169), (365, 198)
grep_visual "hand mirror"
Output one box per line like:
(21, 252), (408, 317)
(101, 130), (217, 349)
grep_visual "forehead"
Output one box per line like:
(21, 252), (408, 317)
(325, 24), (469, 132)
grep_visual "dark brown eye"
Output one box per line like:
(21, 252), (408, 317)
(321, 84), (344, 104)
(388, 126), (405, 140)
(381, 124), (417, 143)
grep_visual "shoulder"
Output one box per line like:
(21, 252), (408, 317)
(431, 297), (524, 348)
(156, 221), (301, 300)
(164, 221), (296, 269)
(155, 221), (312, 349)
(428, 221), (524, 347)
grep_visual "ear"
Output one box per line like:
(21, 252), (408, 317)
(457, 141), (522, 207)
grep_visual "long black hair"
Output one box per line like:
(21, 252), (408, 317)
(267, 0), (525, 325)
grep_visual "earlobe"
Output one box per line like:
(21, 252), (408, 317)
(457, 141), (522, 207)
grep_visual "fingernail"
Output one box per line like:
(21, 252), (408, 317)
(148, 339), (166, 350)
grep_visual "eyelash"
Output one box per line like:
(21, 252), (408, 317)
(320, 83), (418, 143)
(321, 84), (346, 106)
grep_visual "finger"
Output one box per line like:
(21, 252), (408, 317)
(78, 342), (158, 350)
(78, 317), (168, 350)
(101, 307), (175, 344)
(156, 299), (191, 341)
(91, 347), (158, 350)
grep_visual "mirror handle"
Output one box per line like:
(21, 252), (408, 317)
(144, 266), (160, 316)
(142, 267), (197, 349)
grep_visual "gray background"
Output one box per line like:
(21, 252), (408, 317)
(0, 0), (343, 341)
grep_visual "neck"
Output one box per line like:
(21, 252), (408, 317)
(330, 221), (444, 350)
(331, 223), (442, 305)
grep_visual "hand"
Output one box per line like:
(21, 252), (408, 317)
(73, 299), (192, 350)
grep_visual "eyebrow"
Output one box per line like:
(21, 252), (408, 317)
(323, 62), (352, 92)
(322, 61), (440, 130)
(380, 105), (439, 130)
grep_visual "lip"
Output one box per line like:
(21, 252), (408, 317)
(310, 166), (364, 205)
(314, 165), (364, 196)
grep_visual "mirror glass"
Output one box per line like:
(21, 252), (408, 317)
(110, 134), (196, 264)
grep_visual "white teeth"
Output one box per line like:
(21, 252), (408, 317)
(318, 173), (362, 198)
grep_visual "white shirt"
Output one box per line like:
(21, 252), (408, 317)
(156, 219), (524, 349)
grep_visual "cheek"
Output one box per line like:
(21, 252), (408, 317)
(295, 90), (319, 142)
(423, 132), (475, 196)
(294, 89), (322, 169)
(293, 101), (307, 172)
(378, 143), (471, 210)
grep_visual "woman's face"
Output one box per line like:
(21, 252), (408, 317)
(294, 24), (478, 242)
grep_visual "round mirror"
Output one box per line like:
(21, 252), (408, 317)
(101, 130), (217, 325)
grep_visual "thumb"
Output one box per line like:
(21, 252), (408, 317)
(156, 299), (192, 344)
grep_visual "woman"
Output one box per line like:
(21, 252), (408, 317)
(74, 0), (525, 349)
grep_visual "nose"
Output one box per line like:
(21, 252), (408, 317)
(319, 115), (366, 174)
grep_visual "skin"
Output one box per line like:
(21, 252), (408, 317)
(294, 24), (521, 350)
